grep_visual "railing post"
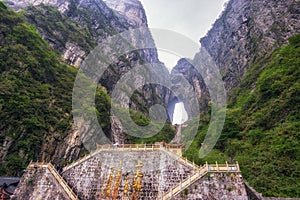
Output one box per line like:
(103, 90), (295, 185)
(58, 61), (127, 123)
(236, 161), (240, 172)
(206, 161), (209, 171)
(226, 161), (229, 172)
(216, 161), (219, 172)
(180, 181), (182, 190)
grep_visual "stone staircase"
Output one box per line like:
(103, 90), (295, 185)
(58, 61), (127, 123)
(159, 165), (208, 200)
(60, 144), (241, 200)
(160, 147), (199, 170)
(29, 162), (78, 200)
(61, 144), (242, 200)
(18, 147), (243, 200)
(159, 162), (241, 200)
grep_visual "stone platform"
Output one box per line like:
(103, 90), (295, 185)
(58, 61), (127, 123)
(11, 144), (248, 200)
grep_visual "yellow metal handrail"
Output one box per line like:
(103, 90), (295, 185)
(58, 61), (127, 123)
(159, 148), (200, 170)
(160, 162), (241, 200)
(64, 143), (185, 172)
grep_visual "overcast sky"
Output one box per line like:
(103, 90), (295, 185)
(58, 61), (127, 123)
(139, 0), (228, 69)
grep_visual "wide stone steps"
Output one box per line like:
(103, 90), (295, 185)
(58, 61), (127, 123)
(159, 165), (208, 200)
(159, 162), (241, 200)
(160, 147), (200, 170)
(59, 144), (241, 200)
(29, 162), (79, 200)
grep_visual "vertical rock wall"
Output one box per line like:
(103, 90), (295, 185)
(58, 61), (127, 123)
(200, 0), (300, 91)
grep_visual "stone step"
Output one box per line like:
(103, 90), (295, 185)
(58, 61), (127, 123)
(29, 162), (79, 200)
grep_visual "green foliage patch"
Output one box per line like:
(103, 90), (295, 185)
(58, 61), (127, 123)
(184, 34), (300, 197)
(0, 3), (113, 176)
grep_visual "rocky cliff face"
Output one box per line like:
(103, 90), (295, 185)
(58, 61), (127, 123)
(200, 0), (300, 91)
(171, 58), (209, 115)
(5, 0), (130, 66)
(2, 0), (172, 165)
(170, 0), (300, 115)
(4, 0), (159, 67)
(104, 0), (148, 27)
(4, 0), (168, 115)
(5, 0), (167, 97)
(4, 0), (70, 12)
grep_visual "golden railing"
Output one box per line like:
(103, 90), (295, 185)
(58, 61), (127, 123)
(28, 157), (240, 200)
(63, 149), (101, 172)
(159, 161), (241, 200)
(63, 143), (183, 172)
(159, 148), (199, 170)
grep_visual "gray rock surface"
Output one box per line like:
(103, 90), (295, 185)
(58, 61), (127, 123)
(2, 0), (172, 164)
(104, 0), (148, 27)
(200, 0), (300, 91)
(170, 0), (300, 117)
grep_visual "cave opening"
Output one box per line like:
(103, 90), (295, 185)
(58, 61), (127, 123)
(168, 98), (188, 125)
(172, 102), (188, 125)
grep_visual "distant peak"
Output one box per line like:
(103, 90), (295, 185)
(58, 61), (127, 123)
(3, 0), (70, 12)
(104, 0), (148, 27)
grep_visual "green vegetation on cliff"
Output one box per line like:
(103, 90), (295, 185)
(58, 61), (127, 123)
(0, 1), (72, 175)
(227, 34), (300, 197)
(1, 1), (299, 197)
(185, 34), (300, 197)
(0, 2), (111, 175)
(24, 4), (97, 53)
(0, 2), (174, 175)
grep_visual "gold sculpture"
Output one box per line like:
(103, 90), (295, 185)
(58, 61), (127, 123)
(131, 161), (143, 200)
(105, 166), (115, 197)
(123, 175), (130, 196)
(112, 161), (123, 200)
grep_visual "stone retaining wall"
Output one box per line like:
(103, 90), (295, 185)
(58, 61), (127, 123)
(12, 149), (297, 200)
(62, 149), (195, 199)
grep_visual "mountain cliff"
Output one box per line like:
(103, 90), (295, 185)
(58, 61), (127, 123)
(0, 1), (84, 174)
(104, 0), (148, 27)
(4, 0), (167, 103)
(176, 0), (300, 197)
(170, 58), (209, 117)
(172, 0), (300, 106)
(4, 0), (172, 138)
(201, 0), (300, 91)
(1, 0), (299, 197)
(0, 0), (174, 175)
